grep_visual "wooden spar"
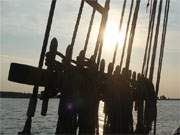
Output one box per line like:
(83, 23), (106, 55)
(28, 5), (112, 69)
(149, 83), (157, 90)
(142, 0), (157, 76)
(149, 0), (163, 81)
(154, 0), (170, 134)
(85, 0), (105, 14)
(125, 0), (141, 70)
(70, 0), (85, 58)
(19, 0), (57, 134)
(112, 0), (127, 66)
(83, 1), (97, 56)
(119, 0), (134, 71)
(96, 0), (110, 66)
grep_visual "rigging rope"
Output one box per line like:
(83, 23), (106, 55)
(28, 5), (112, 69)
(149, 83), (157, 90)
(142, 0), (157, 76)
(125, 0), (141, 70)
(94, 0), (110, 60)
(150, 0), (154, 19)
(119, 0), (134, 71)
(144, 0), (159, 77)
(147, 0), (154, 19)
(155, 0), (170, 96)
(96, 0), (110, 66)
(83, 1), (97, 56)
(149, 0), (163, 81)
(153, 0), (170, 134)
(112, 0), (127, 66)
(19, 0), (57, 134)
(39, 0), (57, 68)
(146, 0), (150, 12)
(70, 0), (85, 58)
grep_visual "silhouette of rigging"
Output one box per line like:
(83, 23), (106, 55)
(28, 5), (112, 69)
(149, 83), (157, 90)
(8, 0), (171, 134)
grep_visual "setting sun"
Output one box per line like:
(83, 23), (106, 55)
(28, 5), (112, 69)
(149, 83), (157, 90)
(103, 22), (125, 50)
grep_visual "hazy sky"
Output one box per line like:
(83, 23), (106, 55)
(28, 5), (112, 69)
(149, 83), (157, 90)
(1, 0), (180, 98)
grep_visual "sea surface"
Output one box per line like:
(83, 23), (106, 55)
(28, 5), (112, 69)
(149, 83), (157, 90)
(0, 99), (179, 135)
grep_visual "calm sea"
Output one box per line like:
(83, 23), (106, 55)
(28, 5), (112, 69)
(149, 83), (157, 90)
(0, 99), (179, 135)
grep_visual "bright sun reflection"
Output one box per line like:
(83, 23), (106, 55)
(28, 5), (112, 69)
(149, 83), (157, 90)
(103, 22), (125, 50)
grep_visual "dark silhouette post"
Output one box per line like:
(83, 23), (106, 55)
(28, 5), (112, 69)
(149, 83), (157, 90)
(135, 73), (145, 133)
(103, 62), (113, 134)
(120, 68), (133, 133)
(55, 45), (78, 134)
(78, 55), (98, 134)
(41, 38), (58, 116)
(144, 78), (157, 133)
(95, 59), (106, 134)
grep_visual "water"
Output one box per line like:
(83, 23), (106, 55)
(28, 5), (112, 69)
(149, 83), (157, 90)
(0, 99), (179, 135)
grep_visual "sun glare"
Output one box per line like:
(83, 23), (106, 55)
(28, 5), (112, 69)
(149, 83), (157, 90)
(103, 22), (125, 50)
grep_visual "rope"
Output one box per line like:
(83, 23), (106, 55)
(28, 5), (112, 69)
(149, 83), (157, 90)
(150, 0), (154, 19)
(149, 0), (163, 81)
(83, 0), (97, 56)
(155, 0), (170, 96)
(144, 12), (156, 77)
(119, 0), (134, 71)
(94, 0), (110, 60)
(125, 0), (141, 70)
(153, 0), (170, 134)
(142, 0), (157, 76)
(147, 0), (154, 19)
(19, 0), (57, 134)
(39, 0), (57, 69)
(70, 0), (85, 58)
(112, 0), (127, 66)
(144, 0), (158, 77)
(146, 0), (150, 12)
(96, 0), (110, 66)
(29, 0), (56, 118)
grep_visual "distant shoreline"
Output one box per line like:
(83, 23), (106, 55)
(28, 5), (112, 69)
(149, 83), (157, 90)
(0, 91), (179, 100)
(0, 91), (33, 98)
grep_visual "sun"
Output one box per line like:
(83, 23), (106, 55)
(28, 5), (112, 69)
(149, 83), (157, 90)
(103, 22), (125, 50)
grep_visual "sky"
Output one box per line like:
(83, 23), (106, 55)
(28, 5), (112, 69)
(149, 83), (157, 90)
(0, 0), (180, 98)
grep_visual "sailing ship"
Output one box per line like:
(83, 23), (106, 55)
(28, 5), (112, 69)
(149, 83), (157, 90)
(8, 0), (172, 134)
